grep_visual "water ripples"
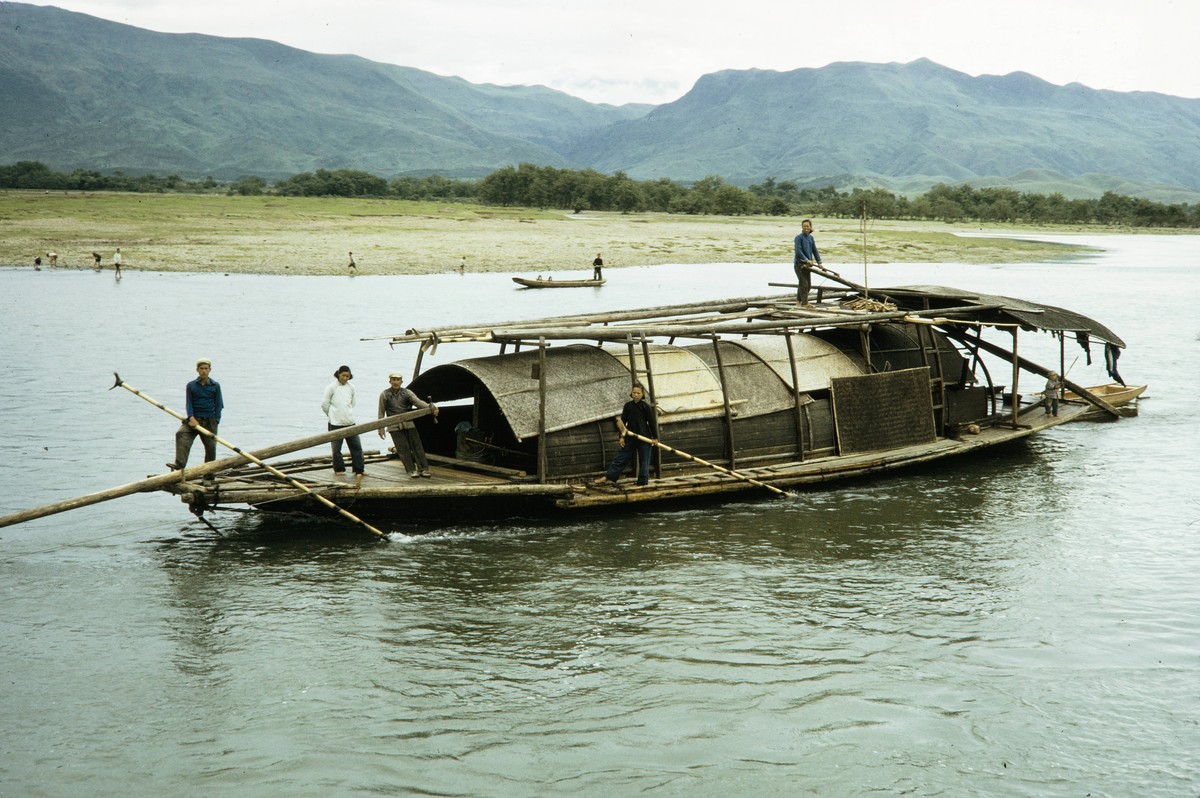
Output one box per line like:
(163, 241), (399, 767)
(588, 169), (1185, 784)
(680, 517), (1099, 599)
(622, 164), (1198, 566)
(4, 245), (1199, 795)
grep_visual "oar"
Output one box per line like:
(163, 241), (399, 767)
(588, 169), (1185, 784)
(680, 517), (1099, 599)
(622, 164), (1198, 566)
(770, 263), (868, 297)
(808, 263), (863, 292)
(111, 374), (389, 538)
(623, 431), (790, 498)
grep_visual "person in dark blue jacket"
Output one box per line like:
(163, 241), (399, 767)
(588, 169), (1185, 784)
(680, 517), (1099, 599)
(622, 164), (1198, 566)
(170, 358), (224, 471)
(793, 219), (822, 306)
(593, 384), (658, 487)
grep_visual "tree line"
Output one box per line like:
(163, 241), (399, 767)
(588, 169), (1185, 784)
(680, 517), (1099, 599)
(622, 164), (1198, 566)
(3, 160), (1198, 228)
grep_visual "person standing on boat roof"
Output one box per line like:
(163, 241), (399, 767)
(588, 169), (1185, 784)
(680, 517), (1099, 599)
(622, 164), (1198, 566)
(322, 365), (365, 484)
(593, 383), (658, 488)
(170, 358), (223, 472)
(793, 219), (822, 307)
(378, 372), (438, 478)
(592, 253), (604, 281)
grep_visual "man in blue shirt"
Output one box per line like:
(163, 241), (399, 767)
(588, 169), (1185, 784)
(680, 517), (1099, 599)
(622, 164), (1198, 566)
(793, 219), (822, 306)
(170, 358), (224, 471)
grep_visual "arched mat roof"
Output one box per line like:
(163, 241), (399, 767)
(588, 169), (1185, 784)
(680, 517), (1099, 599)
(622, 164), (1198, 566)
(411, 345), (629, 441)
(725, 335), (862, 394)
(411, 335), (870, 441)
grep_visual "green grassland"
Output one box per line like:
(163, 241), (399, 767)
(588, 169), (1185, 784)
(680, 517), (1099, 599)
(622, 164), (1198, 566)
(1, 191), (1105, 276)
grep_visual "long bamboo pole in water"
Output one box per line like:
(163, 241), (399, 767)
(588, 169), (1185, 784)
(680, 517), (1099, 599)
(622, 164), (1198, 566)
(623, 431), (790, 498)
(0, 379), (431, 530)
(111, 375), (388, 538)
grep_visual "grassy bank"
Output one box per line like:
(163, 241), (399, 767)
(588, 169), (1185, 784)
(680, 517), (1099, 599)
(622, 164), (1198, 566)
(1, 190), (1108, 275)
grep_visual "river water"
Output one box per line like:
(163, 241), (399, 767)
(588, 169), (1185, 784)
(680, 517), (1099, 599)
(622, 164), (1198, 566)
(1, 234), (1197, 796)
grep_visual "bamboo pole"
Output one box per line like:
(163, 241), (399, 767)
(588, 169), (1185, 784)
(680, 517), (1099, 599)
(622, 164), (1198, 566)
(383, 294), (797, 342)
(536, 337), (548, 484)
(861, 201), (870, 298)
(0, 382), (431, 530)
(784, 331), (806, 461)
(386, 302), (1009, 348)
(485, 304), (1003, 344)
(112, 374), (389, 537)
(709, 336), (737, 471)
(637, 334), (661, 480)
(622, 432), (790, 498)
(1011, 328), (1021, 429)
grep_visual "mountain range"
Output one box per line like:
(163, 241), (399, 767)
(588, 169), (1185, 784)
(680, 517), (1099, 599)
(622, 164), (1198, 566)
(3, 2), (1200, 202)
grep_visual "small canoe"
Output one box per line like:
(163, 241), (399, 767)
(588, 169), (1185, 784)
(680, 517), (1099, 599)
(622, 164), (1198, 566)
(513, 277), (605, 288)
(1064, 383), (1147, 405)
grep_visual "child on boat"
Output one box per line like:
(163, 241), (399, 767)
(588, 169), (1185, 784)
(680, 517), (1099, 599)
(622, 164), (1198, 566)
(1043, 371), (1063, 416)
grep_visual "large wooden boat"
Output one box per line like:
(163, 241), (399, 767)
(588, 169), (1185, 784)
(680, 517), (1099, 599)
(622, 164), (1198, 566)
(162, 284), (1138, 523)
(0, 282), (1140, 534)
(513, 276), (605, 288)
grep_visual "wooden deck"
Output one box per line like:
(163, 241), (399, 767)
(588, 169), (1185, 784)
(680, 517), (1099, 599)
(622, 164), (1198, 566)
(165, 398), (1093, 517)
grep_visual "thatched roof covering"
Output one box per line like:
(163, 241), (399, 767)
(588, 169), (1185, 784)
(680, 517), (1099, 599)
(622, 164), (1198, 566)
(879, 286), (1126, 347)
(412, 345), (627, 441)
(410, 333), (869, 441)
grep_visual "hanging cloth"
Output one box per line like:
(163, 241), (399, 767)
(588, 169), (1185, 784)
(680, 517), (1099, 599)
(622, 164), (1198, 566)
(1075, 332), (1093, 366)
(1104, 343), (1125, 387)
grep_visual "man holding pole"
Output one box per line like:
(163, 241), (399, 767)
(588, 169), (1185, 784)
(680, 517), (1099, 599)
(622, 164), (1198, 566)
(169, 358), (223, 471)
(593, 383), (657, 487)
(793, 219), (822, 307)
(378, 372), (437, 477)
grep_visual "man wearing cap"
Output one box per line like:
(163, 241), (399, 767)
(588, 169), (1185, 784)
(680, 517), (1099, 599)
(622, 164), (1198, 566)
(321, 365), (365, 482)
(170, 358), (224, 471)
(378, 373), (438, 477)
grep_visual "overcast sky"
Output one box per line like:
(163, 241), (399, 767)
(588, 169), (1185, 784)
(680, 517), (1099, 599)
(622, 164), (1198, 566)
(20, 0), (1200, 105)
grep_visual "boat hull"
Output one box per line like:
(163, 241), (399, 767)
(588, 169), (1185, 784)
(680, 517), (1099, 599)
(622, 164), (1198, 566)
(513, 277), (605, 288)
(166, 400), (1086, 524)
(1063, 383), (1146, 405)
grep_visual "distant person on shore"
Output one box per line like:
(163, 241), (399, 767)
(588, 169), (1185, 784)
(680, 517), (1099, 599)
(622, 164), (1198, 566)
(347, 251), (357, 273)
(112, 248), (122, 278)
(48, 251), (58, 267)
(793, 219), (822, 306)
(92, 252), (102, 270)
(322, 365), (365, 484)
(1043, 371), (1063, 416)
(593, 383), (658, 488)
(378, 372), (438, 478)
(459, 256), (466, 274)
(169, 358), (223, 473)
(33, 255), (41, 270)
(592, 253), (604, 281)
